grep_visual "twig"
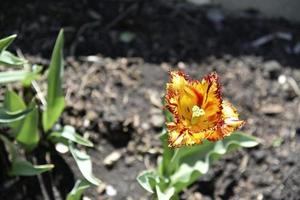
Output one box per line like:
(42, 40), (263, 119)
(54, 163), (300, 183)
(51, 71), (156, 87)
(16, 49), (47, 108)
(103, 3), (138, 31)
(69, 21), (101, 56)
(32, 80), (47, 108)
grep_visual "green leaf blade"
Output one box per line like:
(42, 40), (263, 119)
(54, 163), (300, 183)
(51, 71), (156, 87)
(0, 34), (16, 52)
(50, 125), (93, 147)
(0, 51), (27, 66)
(0, 70), (32, 84)
(169, 132), (259, 193)
(137, 170), (157, 193)
(66, 179), (92, 200)
(0, 108), (32, 123)
(69, 142), (101, 186)
(4, 90), (26, 132)
(43, 29), (65, 131)
(16, 102), (39, 151)
(10, 159), (54, 176)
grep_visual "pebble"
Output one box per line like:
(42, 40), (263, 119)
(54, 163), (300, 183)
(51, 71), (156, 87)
(97, 183), (107, 194)
(260, 104), (284, 115)
(150, 114), (164, 128)
(55, 143), (69, 154)
(141, 122), (150, 130)
(263, 60), (281, 79)
(125, 156), (135, 166)
(86, 110), (98, 121)
(103, 151), (122, 167)
(106, 185), (117, 197)
(253, 150), (265, 163)
(147, 89), (163, 108)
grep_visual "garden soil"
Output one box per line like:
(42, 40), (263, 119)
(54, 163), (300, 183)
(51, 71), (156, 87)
(1, 0), (300, 199)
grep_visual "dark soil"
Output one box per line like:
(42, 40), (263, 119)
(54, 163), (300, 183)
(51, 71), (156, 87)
(1, 0), (300, 200)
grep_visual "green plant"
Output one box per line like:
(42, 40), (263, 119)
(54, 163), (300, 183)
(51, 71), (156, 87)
(137, 71), (259, 199)
(0, 30), (100, 200)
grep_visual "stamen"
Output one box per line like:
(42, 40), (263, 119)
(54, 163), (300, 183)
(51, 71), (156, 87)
(191, 105), (205, 125)
(192, 105), (205, 118)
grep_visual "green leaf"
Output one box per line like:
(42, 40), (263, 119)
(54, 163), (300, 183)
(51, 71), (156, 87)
(4, 90), (26, 133)
(0, 34), (16, 52)
(50, 125), (93, 147)
(66, 179), (92, 200)
(0, 108), (32, 123)
(137, 170), (157, 193)
(169, 132), (259, 193)
(156, 185), (176, 200)
(43, 29), (65, 131)
(0, 70), (32, 84)
(4, 90), (26, 111)
(69, 142), (101, 185)
(9, 159), (54, 176)
(16, 102), (39, 151)
(0, 51), (27, 66)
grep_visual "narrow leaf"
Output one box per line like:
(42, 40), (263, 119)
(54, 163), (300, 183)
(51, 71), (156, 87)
(50, 125), (93, 147)
(0, 108), (32, 123)
(69, 142), (101, 185)
(137, 170), (157, 193)
(0, 51), (27, 66)
(10, 159), (54, 176)
(43, 29), (65, 131)
(66, 179), (92, 200)
(0, 70), (31, 84)
(4, 90), (26, 133)
(0, 34), (16, 52)
(16, 102), (39, 151)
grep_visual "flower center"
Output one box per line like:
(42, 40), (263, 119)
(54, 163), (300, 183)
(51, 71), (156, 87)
(191, 105), (205, 125)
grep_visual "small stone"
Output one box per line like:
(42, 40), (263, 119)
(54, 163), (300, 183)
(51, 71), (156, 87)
(260, 104), (284, 115)
(55, 143), (69, 154)
(103, 151), (122, 167)
(127, 141), (136, 153)
(125, 156), (135, 166)
(141, 122), (150, 130)
(278, 74), (287, 85)
(263, 61), (281, 79)
(147, 89), (163, 108)
(73, 100), (85, 111)
(106, 185), (117, 197)
(253, 150), (265, 163)
(150, 114), (164, 128)
(192, 192), (203, 200)
(177, 62), (186, 69)
(86, 110), (98, 121)
(83, 119), (90, 127)
(97, 183), (107, 194)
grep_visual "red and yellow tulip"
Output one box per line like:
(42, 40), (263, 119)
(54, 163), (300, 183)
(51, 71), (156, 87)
(165, 71), (244, 148)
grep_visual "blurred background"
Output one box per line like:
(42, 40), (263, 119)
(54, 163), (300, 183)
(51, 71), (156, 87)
(1, 0), (300, 199)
